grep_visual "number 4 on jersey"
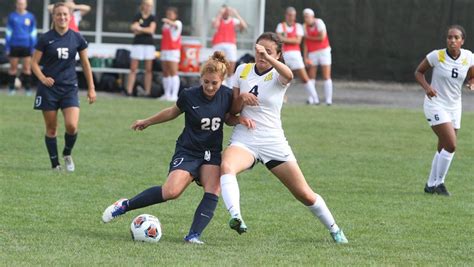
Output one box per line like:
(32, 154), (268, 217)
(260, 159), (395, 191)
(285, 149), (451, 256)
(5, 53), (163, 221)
(249, 85), (259, 97)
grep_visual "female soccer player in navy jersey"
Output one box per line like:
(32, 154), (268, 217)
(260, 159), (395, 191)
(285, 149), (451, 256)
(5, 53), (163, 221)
(31, 2), (96, 172)
(6, 0), (37, 96)
(219, 32), (348, 243)
(415, 25), (474, 196)
(102, 51), (238, 245)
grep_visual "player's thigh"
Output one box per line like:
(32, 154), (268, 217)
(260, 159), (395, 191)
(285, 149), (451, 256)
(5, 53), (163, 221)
(199, 164), (221, 195)
(221, 145), (255, 175)
(270, 161), (316, 205)
(129, 59), (139, 72)
(169, 61), (179, 76)
(144, 59), (153, 72)
(162, 169), (194, 200)
(62, 106), (80, 133)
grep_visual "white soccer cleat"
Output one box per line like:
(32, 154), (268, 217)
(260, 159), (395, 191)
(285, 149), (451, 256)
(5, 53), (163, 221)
(63, 155), (75, 172)
(102, 198), (128, 223)
(184, 233), (205, 245)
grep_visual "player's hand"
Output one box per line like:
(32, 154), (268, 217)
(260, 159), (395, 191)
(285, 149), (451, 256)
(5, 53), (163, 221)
(304, 58), (313, 66)
(425, 86), (437, 99)
(41, 77), (55, 87)
(255, 44), (269, 60)
(239, 116), (256, 129)
(162, 18), (171, 24)
(466, 82), (474, 91)
(87, 89), (96, 104)
(240, 92), (258, 106)
(131, 120), (149, 131)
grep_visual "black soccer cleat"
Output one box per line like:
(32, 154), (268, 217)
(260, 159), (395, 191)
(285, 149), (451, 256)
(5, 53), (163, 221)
(434, 183), (451, 196)
(424, 183), (436, 194)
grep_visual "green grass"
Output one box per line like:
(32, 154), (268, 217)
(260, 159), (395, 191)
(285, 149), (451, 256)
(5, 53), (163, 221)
(1, 93), (473, 266)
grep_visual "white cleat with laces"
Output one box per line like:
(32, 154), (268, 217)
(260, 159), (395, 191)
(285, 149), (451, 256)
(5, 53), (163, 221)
(63, 155), (75, 172)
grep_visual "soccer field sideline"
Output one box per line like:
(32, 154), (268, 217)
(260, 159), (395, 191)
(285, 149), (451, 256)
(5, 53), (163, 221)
(0, 94), (473, 265)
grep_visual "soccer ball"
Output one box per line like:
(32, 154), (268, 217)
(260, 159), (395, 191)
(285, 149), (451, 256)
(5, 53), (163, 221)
(130, 214), (162, 243)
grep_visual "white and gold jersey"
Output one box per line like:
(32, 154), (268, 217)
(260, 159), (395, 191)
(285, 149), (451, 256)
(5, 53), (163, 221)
(426, 48), (474, 109)
(231, 63), (290, 143)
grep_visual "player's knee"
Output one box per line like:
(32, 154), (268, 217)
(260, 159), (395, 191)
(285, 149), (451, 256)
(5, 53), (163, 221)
(45, 127), (57, 137)
(444, 142), (456, 153)
(162, 187), (183, 200)
(220, 160), (235, 175)
(65, 123), (78, 135)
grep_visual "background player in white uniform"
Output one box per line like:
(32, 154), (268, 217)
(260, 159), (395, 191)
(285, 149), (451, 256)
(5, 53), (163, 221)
(303, 8), (333, 105)
(219, 32), (348, 244)
(414, 25), (474, 196)
(276, 7), (319, 104)
(211, 5), (247, 86)
(160, 7), (182, 101)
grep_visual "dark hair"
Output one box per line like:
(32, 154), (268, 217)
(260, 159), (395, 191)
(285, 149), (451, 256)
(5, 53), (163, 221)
(447, 25), (466, 40)
(167, 6), (178, 16)
(200, 51), (229, 79)
(256, 32), (283, 61)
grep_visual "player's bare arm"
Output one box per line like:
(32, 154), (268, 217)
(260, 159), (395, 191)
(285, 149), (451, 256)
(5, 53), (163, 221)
(415, 58), (437, 99)
(131, 104), (182, 131)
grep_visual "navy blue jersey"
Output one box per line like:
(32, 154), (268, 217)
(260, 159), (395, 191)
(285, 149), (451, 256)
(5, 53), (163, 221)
(176, 86), (233, 153)
(35, 29), (87, 87)
(6, 11), (37, 53)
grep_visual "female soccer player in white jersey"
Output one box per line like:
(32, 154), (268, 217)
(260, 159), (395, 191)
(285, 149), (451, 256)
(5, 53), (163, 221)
(219, 32), (348, 243)
(415, 25), (474, 196)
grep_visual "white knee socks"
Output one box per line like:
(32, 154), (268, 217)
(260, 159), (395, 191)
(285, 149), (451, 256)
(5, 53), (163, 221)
(323, 79), (333, 105)
(436, 149), (454, 185)
(220, 174), (241, 218)
(427, 151), (439, 187)
(170, 75), (180, 101)
(307, 194), (340, 233)
(305, 81), (319, 104)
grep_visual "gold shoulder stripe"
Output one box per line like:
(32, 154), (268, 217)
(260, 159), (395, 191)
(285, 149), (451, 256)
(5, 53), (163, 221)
(240, 63), (254, 80)
(264, 72), (273, 81)
(438, 50), (445, 63)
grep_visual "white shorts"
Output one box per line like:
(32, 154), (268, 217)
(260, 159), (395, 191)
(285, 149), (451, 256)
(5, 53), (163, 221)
(160, 49), (180, 62)
(308, 47), (332, 66)
(423, 100), (461, 129)
(229, 140), (296, 165)
(282, 50), (305, 70)
(130, 45), (156, 60)
(212, 43), (237, 62)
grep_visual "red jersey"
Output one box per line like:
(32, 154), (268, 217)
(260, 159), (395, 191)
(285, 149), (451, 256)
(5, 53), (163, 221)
(212, 18), (237, 45)
(304, 19), (330, 52)
(161, 24), (181, 50)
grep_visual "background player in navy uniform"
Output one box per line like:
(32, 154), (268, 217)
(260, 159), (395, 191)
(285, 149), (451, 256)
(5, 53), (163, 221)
(126, 0), (156, 97)
(6, 0), (37, 96)
(31, 3), (96, 171)
(102, 51), (240, 244)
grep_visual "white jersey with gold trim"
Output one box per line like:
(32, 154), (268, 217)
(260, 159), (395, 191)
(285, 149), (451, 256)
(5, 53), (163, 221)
(230, 63), (290, 143)
(426, 48), (474, 109)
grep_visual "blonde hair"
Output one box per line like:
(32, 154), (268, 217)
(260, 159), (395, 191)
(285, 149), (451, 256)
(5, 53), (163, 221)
(200, 51), (229, 80)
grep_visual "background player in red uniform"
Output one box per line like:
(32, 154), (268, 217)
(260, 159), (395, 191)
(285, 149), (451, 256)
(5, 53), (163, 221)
(303, 8), (333, 105)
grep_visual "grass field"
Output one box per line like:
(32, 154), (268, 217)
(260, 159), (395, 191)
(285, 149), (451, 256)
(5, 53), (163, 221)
(1, 93), (473, 266)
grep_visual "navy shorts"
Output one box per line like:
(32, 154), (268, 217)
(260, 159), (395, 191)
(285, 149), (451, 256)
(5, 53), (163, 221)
(9, 46), (31, 58)
(34, 85), (80, 111)
(168, 144), (221, 185)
